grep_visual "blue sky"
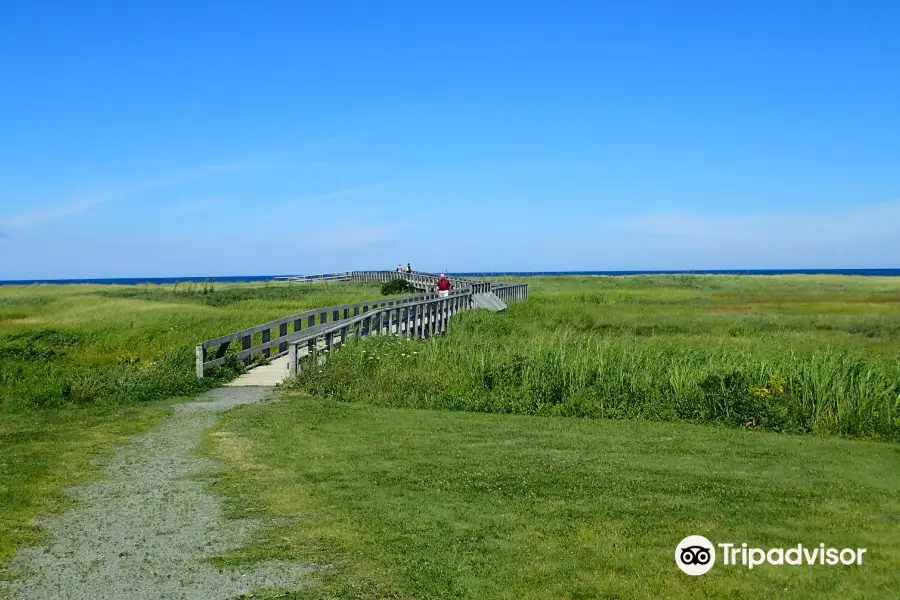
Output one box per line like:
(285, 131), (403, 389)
(1, 1), (899, 279)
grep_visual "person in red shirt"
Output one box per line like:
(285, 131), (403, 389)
(435, 273), (451, 297)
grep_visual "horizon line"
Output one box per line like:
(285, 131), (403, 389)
(2, 267), (900, 285)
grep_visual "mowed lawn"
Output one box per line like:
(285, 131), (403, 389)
(202, 396), (900, 600)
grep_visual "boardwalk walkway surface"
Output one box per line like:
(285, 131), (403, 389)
(3, 270), (528, 599)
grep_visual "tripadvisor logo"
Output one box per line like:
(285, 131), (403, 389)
(675, 536), (867, 575)
(676, 535), (716, 575)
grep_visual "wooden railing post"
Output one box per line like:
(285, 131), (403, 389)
(420, 303), (425, 337)
(279, 323), (288, 354)
(434, 301), (440, 334)
(196, 344), (205, 378)
(288, 342), (298, 377)
(262, 328), (271, 358)
(241, 333), (251, 366)
(429, 301), (436, 337)
(406, 306), (412, 337)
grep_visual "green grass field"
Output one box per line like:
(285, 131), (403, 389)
(0, 280), (381, 571)
(201, 396), (900, 599)
(2, 274), (900, 597)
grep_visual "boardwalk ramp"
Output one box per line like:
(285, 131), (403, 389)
(472, 292), (507, 312)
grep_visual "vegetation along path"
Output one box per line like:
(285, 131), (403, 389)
(2, 387), (321, 600)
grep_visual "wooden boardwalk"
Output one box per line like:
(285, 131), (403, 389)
(197, 270), (528, 387)
(224, 356), (291, 386)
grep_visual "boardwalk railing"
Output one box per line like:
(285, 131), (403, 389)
(273, 272), (351, 283)
(195, 271), (528, 378)
(285, 292), (470, 377)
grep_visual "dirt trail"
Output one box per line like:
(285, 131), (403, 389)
(3, 387), (319, 600)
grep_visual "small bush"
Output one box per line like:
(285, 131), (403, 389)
(381, 279), (415, 295)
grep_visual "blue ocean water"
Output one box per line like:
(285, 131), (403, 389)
(1, 269), (899, 286)
(457, 269), (900, 277)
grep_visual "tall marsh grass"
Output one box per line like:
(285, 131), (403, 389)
(294, 276), (900, 441)
(297, 330), (900, 440)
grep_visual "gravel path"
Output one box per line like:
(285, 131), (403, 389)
(3, 387), (320, 600)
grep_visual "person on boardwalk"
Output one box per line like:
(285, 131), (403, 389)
(406, 263), (412, 273)
(435, 273), (451, 298)
(397, 264), (403, 272)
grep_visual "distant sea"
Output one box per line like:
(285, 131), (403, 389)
(2, 269), (899, 286)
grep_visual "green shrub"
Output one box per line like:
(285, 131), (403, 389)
(381, 279), (415, 295)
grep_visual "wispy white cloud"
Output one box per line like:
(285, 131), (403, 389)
(287, 180), (413, 205)
(593, 198), (900, 267)
(177, 195), (230, 214)
(609, 199), (900, 243)
(0, 164), (248, 229)
(290, 221), (400, 249)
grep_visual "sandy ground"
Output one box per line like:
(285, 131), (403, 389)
(3, 387), (320, 600)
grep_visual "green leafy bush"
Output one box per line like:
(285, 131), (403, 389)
(381, 279), (415, 295)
